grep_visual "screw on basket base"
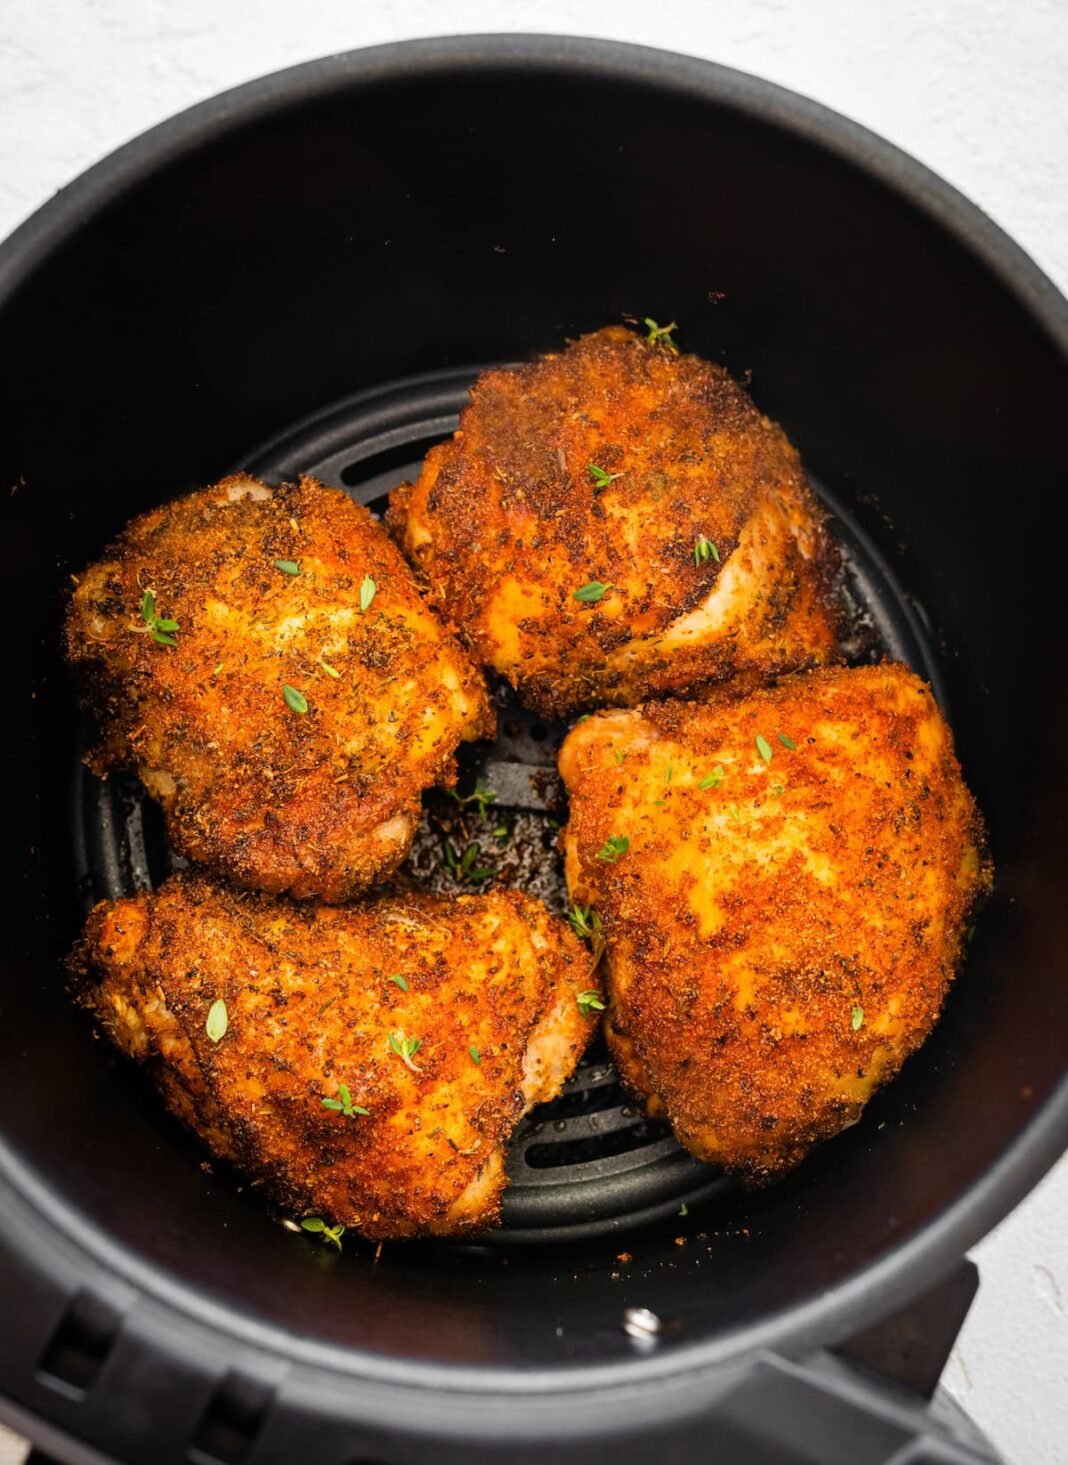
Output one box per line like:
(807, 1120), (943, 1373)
(622, 1306), (661, 1349)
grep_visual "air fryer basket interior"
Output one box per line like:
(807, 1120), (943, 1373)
(1, 35), (1067, 1390)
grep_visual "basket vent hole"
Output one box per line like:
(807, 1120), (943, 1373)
(339, 435), (443, 490)
(188, 1369), (275, 1465)
(36, 1290), (123, 1400)
(525, 1120), (670, 1169)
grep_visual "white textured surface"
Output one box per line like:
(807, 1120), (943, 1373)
(0, 5), (1065, 1464)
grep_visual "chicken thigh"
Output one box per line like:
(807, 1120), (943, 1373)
(66, 474), (494, 901)
(559, 664), (991, 1179)
(73, 874), (592, 1238)
(388, 326), (840, 716)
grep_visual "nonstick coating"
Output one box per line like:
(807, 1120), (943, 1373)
(0, 32), (1067, 1458)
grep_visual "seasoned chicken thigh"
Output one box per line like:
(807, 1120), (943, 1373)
(559, 664), (991, 1179)
(73, 874), (592, 1239)
(65, 475), (494, 901)
(388, 326), (841, 716)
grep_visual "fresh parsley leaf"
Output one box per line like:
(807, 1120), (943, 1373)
(321, 1082), (369, 1118)
(388, 1031), (423, 1072)
(644, 317), (679, 352)
(573, 580), (612, 603)
(851, 1005), (865, 1031)
(301, 1217), (344, 1251)
(140, 587), (180, 647)
(596, 835), (630, 862)
(388, 974), (409, 991)
(274, 559), (300, 575)
(778, 732), (797, 750)
(205, 998), (228, 1043)
(283, 683), (308, 714)
(693, 535), (721, 567)
(320, 661), (341, 678)
(577, 990), (606, 1017)
(359, 574), (377, 611)
(699, 766), (726, 790)
(469, 1045), (481, 1066)
(756, 734), (773, 765)
(588, 463), (623, 490)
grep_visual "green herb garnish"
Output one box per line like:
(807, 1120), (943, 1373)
(360, 574), (377, 611)
(596, 835), (630, 863)
(388, 1031), (423, 1071)
(444, 839), (496, 883)
(613, 749), (627, 765)
(678, 1202), (689, 1218)
(728, 804), (741, 823)
(699, 766), (726, 790)
(573, 580), (613, 603)
(577, 990), (606, 1017)
(469, 1045), (482, 1066)
(388, 974), (409, 991)
(644, 317), (679, 352)
(756, 734), (773, 765)
(274, 559), (300, 576)
(568, 905), (607, 974)
(205, 998), (228, 1043)
(140, 588), (179, 647)
(588, 463), (623, 490)
(694, 535), (721, 567)
(300, 1217), (345, 1252)
(283, 683), (308, 714)
(851, 1005), (865, 1031)
(444, 777), (498, 823)
(320, 661), (341, 678)
(321, 1083), (369, 1118)
(778, 732), (797, 750)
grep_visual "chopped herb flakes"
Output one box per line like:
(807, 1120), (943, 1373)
(694, 535), (720, 567)
(320, 661), (341, 678)
(588, 463), (623, 490)
(469, 1045), (482, 1066)
(274, 559), (300, 575)
(574, 580), (612, 603)
(205, 998), (228, 1043)
(140, 588), (179, 647)
(699, 766), (726, 790)
(360, 574), (377, 611)
(300, 1217), (345, 1251)
(596, 835), (630, 863)
(778, 732), (797, 750)
(283, 683), (308, 714)
(388, 1031), (423, 1071)
(388, 974), (409, 991)
(321, 1083), (369, 1118)
(577, 990), (606, 1017)
(756, 734), (773, 765)
(851, 1005), (865, 1031)
(644, 317), (679, 352)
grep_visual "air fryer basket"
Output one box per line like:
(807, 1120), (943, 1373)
(1, 34), (1066, 1465)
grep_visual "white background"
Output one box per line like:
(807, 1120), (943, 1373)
(0, 3), (1065, 1463)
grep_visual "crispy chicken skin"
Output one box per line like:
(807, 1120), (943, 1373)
(72, 874), (592, 1239)
(388, 326), (841, 716)
(65, 475), (494, 901)
(559, 664), (992, 1179)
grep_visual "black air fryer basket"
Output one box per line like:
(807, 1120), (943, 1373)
(1, 35), (1066, 1465)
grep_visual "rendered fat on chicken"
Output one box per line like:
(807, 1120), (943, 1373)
(65, 475), (494, 901)
(73, 874), (592, 1239)
(559, 664), (992, 1178)
(388, 326), (841, 717)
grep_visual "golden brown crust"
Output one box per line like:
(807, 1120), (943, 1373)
(65, 475), (495, 901)
(71, 873), (593, 1239)
(387, 326), (841, 716)
(558, 663), (992, 1179)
